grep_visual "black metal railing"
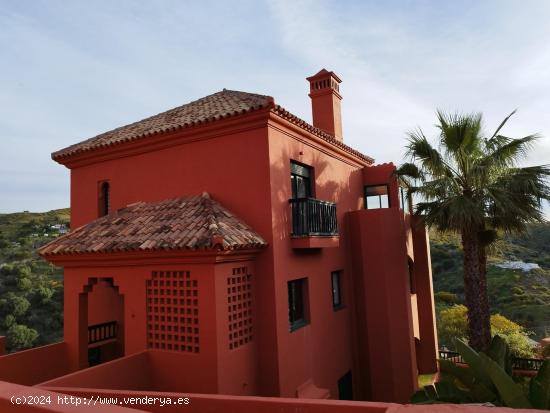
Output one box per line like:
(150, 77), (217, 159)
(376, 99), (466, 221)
(512, 357), (545, 371)
(88, 321), (117, 345)
(439, 350), (464, 364)
(289, 198), (338, 237)
(438, 349), (544, 372)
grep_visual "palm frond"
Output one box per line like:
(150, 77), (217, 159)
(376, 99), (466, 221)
(395, 162), (422, 180)
(406, 128), (462, 182)
(400, 109), (548, 236)
(489, 109), (517, 140)
(478, 134), (540, 171)
(437, 110), (482, 154)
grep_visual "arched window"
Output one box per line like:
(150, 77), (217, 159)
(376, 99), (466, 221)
(98, 181), (110, 217)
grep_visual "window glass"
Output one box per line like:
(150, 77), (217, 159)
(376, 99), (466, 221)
(288, 278), (308, 330)
(291, 161), (313, 199)
(331, 271), (342, 309)
(364, 185), (389, 209)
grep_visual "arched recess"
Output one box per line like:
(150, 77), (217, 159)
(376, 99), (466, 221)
(80, 277), (125, 367)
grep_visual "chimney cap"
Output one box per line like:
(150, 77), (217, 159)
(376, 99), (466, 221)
(306, 68), (342, 83)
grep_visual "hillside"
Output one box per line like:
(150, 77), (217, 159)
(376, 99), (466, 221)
(0, 208), (548, 351)
(0, 209), (69, 351)
(430, 223), (550, 341)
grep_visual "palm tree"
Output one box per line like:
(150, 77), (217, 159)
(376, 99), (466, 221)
(398, 110), (550, 351)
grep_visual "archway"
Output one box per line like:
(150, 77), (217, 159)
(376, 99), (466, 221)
(83, 278), (125, 366)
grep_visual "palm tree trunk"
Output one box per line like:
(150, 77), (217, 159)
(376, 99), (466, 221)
(478, 246), (492, 350)
(461, 228), (491, 351)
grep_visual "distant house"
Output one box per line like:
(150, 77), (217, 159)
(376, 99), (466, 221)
(0, 69), (437, 405)
(50, 223), (68, 234)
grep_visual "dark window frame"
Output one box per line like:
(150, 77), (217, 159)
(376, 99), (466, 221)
(290, 161), (314, 199)
(288, 277), (309, 331)
(98, 181), (110, 217)
(331, 270), (344, 310)
(364, 184), (390, 209)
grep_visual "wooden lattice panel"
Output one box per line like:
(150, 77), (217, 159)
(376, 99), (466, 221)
(227, 266), (253, 350)
(146, 271), (199, 353)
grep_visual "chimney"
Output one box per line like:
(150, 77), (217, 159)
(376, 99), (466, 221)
(307, 69), (343, 141)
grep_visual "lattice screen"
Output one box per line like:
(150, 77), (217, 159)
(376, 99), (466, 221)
(227, 266), (253, 350)
(146, 271), (199, 353)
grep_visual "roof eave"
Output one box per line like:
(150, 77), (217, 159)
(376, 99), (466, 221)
(51, 107), (274, 168)
(41, 246), (268, 267)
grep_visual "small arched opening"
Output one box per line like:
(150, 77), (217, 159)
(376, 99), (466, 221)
(83, 278), (124, 367)
(98, 181), (110, 217)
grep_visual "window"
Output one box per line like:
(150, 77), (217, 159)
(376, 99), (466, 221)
(331, 271), (343, 310)
(338, 371), (353, 400)
(408, 258), (416, 294)
(364, 185), (389, 209)
(290, 161), (313, 199)
(399, 186), (410, 214)
(288, 278), (308, 331)
(98, 181), (110, 217)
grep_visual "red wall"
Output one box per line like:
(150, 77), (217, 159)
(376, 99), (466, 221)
(266, 121), (364, 398)
(349, 207), (418, 402)
(0, 342), (71, 386)
(214, 261), (258, 395)
(411, 220), (438, 374)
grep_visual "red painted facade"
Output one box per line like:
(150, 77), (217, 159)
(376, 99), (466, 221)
(0, 69), (437, 404)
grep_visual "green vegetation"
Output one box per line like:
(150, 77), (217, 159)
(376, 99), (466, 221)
(431, 225), (550, 342)
(438, 305), (535, 357)
(412, 336), (550, 409)
(398, 110), (550, 350)
(0, 209), (68, 352)
(418, 373), (436, 389)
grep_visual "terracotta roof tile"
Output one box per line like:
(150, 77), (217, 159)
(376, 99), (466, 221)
(52, 89), (374, 164)
(38, 193), (267, 257)
(52, 90), (272, 161)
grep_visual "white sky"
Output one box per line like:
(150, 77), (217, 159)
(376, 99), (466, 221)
(1, 0), (549, 214)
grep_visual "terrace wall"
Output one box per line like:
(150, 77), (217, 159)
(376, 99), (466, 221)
(0, 342), (71, 386)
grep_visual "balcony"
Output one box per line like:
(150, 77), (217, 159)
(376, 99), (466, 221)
(88, 321), (117, 346)
(288, 198), (339, 248)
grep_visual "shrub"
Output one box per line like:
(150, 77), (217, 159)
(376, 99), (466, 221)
(412, 336), (550, 409)
(434, 291), (459, 305)
(6, 323), (38, 351)
(438, 305), (535, 357)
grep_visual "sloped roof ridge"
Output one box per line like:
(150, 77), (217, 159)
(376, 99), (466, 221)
(51, 89), (374, 165)
(52, 89), (273, 160)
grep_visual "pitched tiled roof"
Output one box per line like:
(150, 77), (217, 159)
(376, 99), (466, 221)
(52, 89), (374, 164)
(52, 90), (273, 161)
(38, 193), (267, 257)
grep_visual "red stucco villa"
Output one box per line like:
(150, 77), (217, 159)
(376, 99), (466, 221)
(0, 69), (509, 413)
